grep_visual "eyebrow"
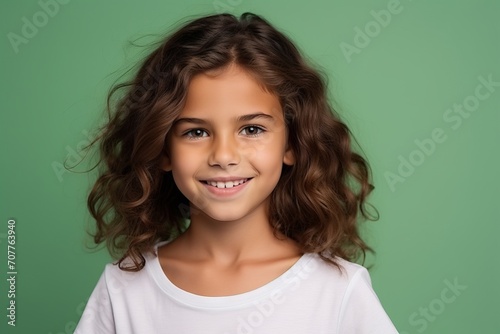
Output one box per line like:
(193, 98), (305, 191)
(173, 112), (275, 126)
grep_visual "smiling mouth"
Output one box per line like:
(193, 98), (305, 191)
(201, 178), (252, 189)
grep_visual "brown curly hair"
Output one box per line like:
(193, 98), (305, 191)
(86, 12), (379, 272)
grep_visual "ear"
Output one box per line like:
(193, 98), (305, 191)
(283, 146), (295, 166)
(159, 153), (172, 172)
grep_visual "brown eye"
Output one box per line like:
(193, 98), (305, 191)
(185, 129), (208, 138)
(241, 126), (264, 136)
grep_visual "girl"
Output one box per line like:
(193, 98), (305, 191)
(75, 12), (398, 334)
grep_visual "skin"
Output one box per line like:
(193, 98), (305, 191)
(159, 63), (302, 296)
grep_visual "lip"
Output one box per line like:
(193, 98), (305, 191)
(202, 177), (251, 182)
(199, 177), (253, 198)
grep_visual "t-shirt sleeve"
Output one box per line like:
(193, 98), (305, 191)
(74, 266), (116, 334)
(337, 266), (399, 334)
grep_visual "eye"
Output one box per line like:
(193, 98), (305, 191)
(184, 129), (208, 139)
(240, 125), (265, 136)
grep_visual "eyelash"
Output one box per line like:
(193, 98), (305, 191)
(183, 129), (208, 139)
(240, 125), (265, 137)
(183, 125), (265, 139)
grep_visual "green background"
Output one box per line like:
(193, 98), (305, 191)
(1, 0), (499, 333)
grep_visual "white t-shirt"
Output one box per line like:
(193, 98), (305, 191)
(74, 241), (398, 333)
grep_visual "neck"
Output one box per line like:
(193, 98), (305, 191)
(179, 204), (296, 266)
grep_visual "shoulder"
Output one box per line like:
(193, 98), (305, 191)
(99, 243), (164, 294)
(74, 246), (162, 334)
(303, 254), (398, 333)
(279, 252), (374, 302)
(296, 253), (380, 305)
(304, 253), (372, 285)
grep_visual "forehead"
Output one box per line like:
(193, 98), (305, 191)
(180, 64), (282, 118)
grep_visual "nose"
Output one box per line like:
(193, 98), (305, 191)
(208, 134), (240, 168)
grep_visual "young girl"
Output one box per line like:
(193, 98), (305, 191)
(75, 12), (398, 334)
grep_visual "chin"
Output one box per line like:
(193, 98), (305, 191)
(206, 212), (248, 223)
(191, 207), (253, 224)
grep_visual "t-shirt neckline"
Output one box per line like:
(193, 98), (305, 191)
(146, 240), (315, 310)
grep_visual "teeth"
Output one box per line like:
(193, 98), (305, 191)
(207, 179), (247, 188)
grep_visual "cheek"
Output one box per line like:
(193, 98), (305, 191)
(250, 145), (286, 177)
(170, 142), (201, 166)
(243, 132), (287, 159)
(169, 145), (201, 184)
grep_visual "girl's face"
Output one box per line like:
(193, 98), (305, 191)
(161, 64), (294, 223)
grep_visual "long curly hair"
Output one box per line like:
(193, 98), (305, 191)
(86, 12), (379, 272)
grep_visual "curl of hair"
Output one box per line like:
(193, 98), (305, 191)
(87, 12), (379, 272)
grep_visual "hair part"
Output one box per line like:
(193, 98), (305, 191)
(86, 12), (378, 272)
